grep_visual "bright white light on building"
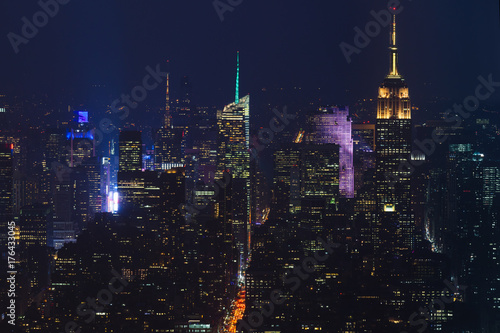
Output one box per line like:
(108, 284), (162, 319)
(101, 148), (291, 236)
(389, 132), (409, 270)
(107, 195), (113, 213)
(113, 191), (119, 212)
(107, 191), (119, 213)
(384, 204), (395, 212)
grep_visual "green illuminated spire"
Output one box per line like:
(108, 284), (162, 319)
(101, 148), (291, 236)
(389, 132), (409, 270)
(235, 51), (240, 104)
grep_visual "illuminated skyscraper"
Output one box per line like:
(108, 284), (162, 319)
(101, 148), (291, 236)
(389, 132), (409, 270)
(272, 141), (340, 240)
(216, 51), (251, 262)
(118, 131), (144, 218)
(66, 113), (96, 168)
(273, 145), (301, 217)
(307, 106), (354, 198)
(250, 160), (270, 225)
(445, 144), (483, 280)
(43, 128), (66, 168)
(482, 164), (500, 208)
(19, 204), (51, 293)
(119, 131), (142, 172)
(375, 14), (414, 256)
(75, 157), (102, 225)
(172, 75), (193, 130)
(300, 143), (340, 202)
(0, 143), (13, 248)
(155, 72), (184, 171)
(19, 204), (50, 248)
(0, 104), (6, 131)
(216, 95), (250, 180)
(352, 123), (376, 193)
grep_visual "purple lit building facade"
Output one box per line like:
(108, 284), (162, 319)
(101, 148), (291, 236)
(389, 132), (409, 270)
(308, 106), (354, 198)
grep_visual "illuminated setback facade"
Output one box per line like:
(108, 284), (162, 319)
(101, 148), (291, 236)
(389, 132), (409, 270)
(308, 106), (354, 198)
(375, 15), (414, 255)
(215, 52), (251, 261)
(216, 95), (250, 180)
(217, 94), (251, 261)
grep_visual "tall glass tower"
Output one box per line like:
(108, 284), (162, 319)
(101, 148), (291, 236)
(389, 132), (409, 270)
(216, 52), (251, 264)
(375, 14), (414, 257)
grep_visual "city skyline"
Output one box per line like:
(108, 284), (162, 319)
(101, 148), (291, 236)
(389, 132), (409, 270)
(1, 2), (500, 333)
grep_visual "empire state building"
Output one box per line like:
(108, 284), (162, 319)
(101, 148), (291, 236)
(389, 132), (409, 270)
(374, 14), (414, 258)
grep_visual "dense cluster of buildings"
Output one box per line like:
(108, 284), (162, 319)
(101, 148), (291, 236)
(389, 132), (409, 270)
(1, 14), (500, 333)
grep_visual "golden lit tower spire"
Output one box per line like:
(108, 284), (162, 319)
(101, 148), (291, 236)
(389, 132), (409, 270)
(377, 12), (410, 120)
(388, 14), (400, 78)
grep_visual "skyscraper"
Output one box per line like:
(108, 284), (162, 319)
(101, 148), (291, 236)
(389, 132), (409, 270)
(375, 14), (414, 257)
(216, 51), (251, 263)
(307, 106), (354, 198)
(43, 128), (66, 168)
(19, 204), (52, 293)
(172, 75), (193, 129)
(273, 144), (301, 217)
(118, 131), (144, 217)
(155, 71), (184, 171)
(352, 123), (376, 193)
(119, 131), (142, 172)
(300, 143), (340, 201)
(67, 128), (95, 168)
(74, 157), (102, 226)
(0, 143), (13, 249)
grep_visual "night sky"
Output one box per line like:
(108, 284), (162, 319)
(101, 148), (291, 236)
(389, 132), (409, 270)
(1, 0), (499, 112)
